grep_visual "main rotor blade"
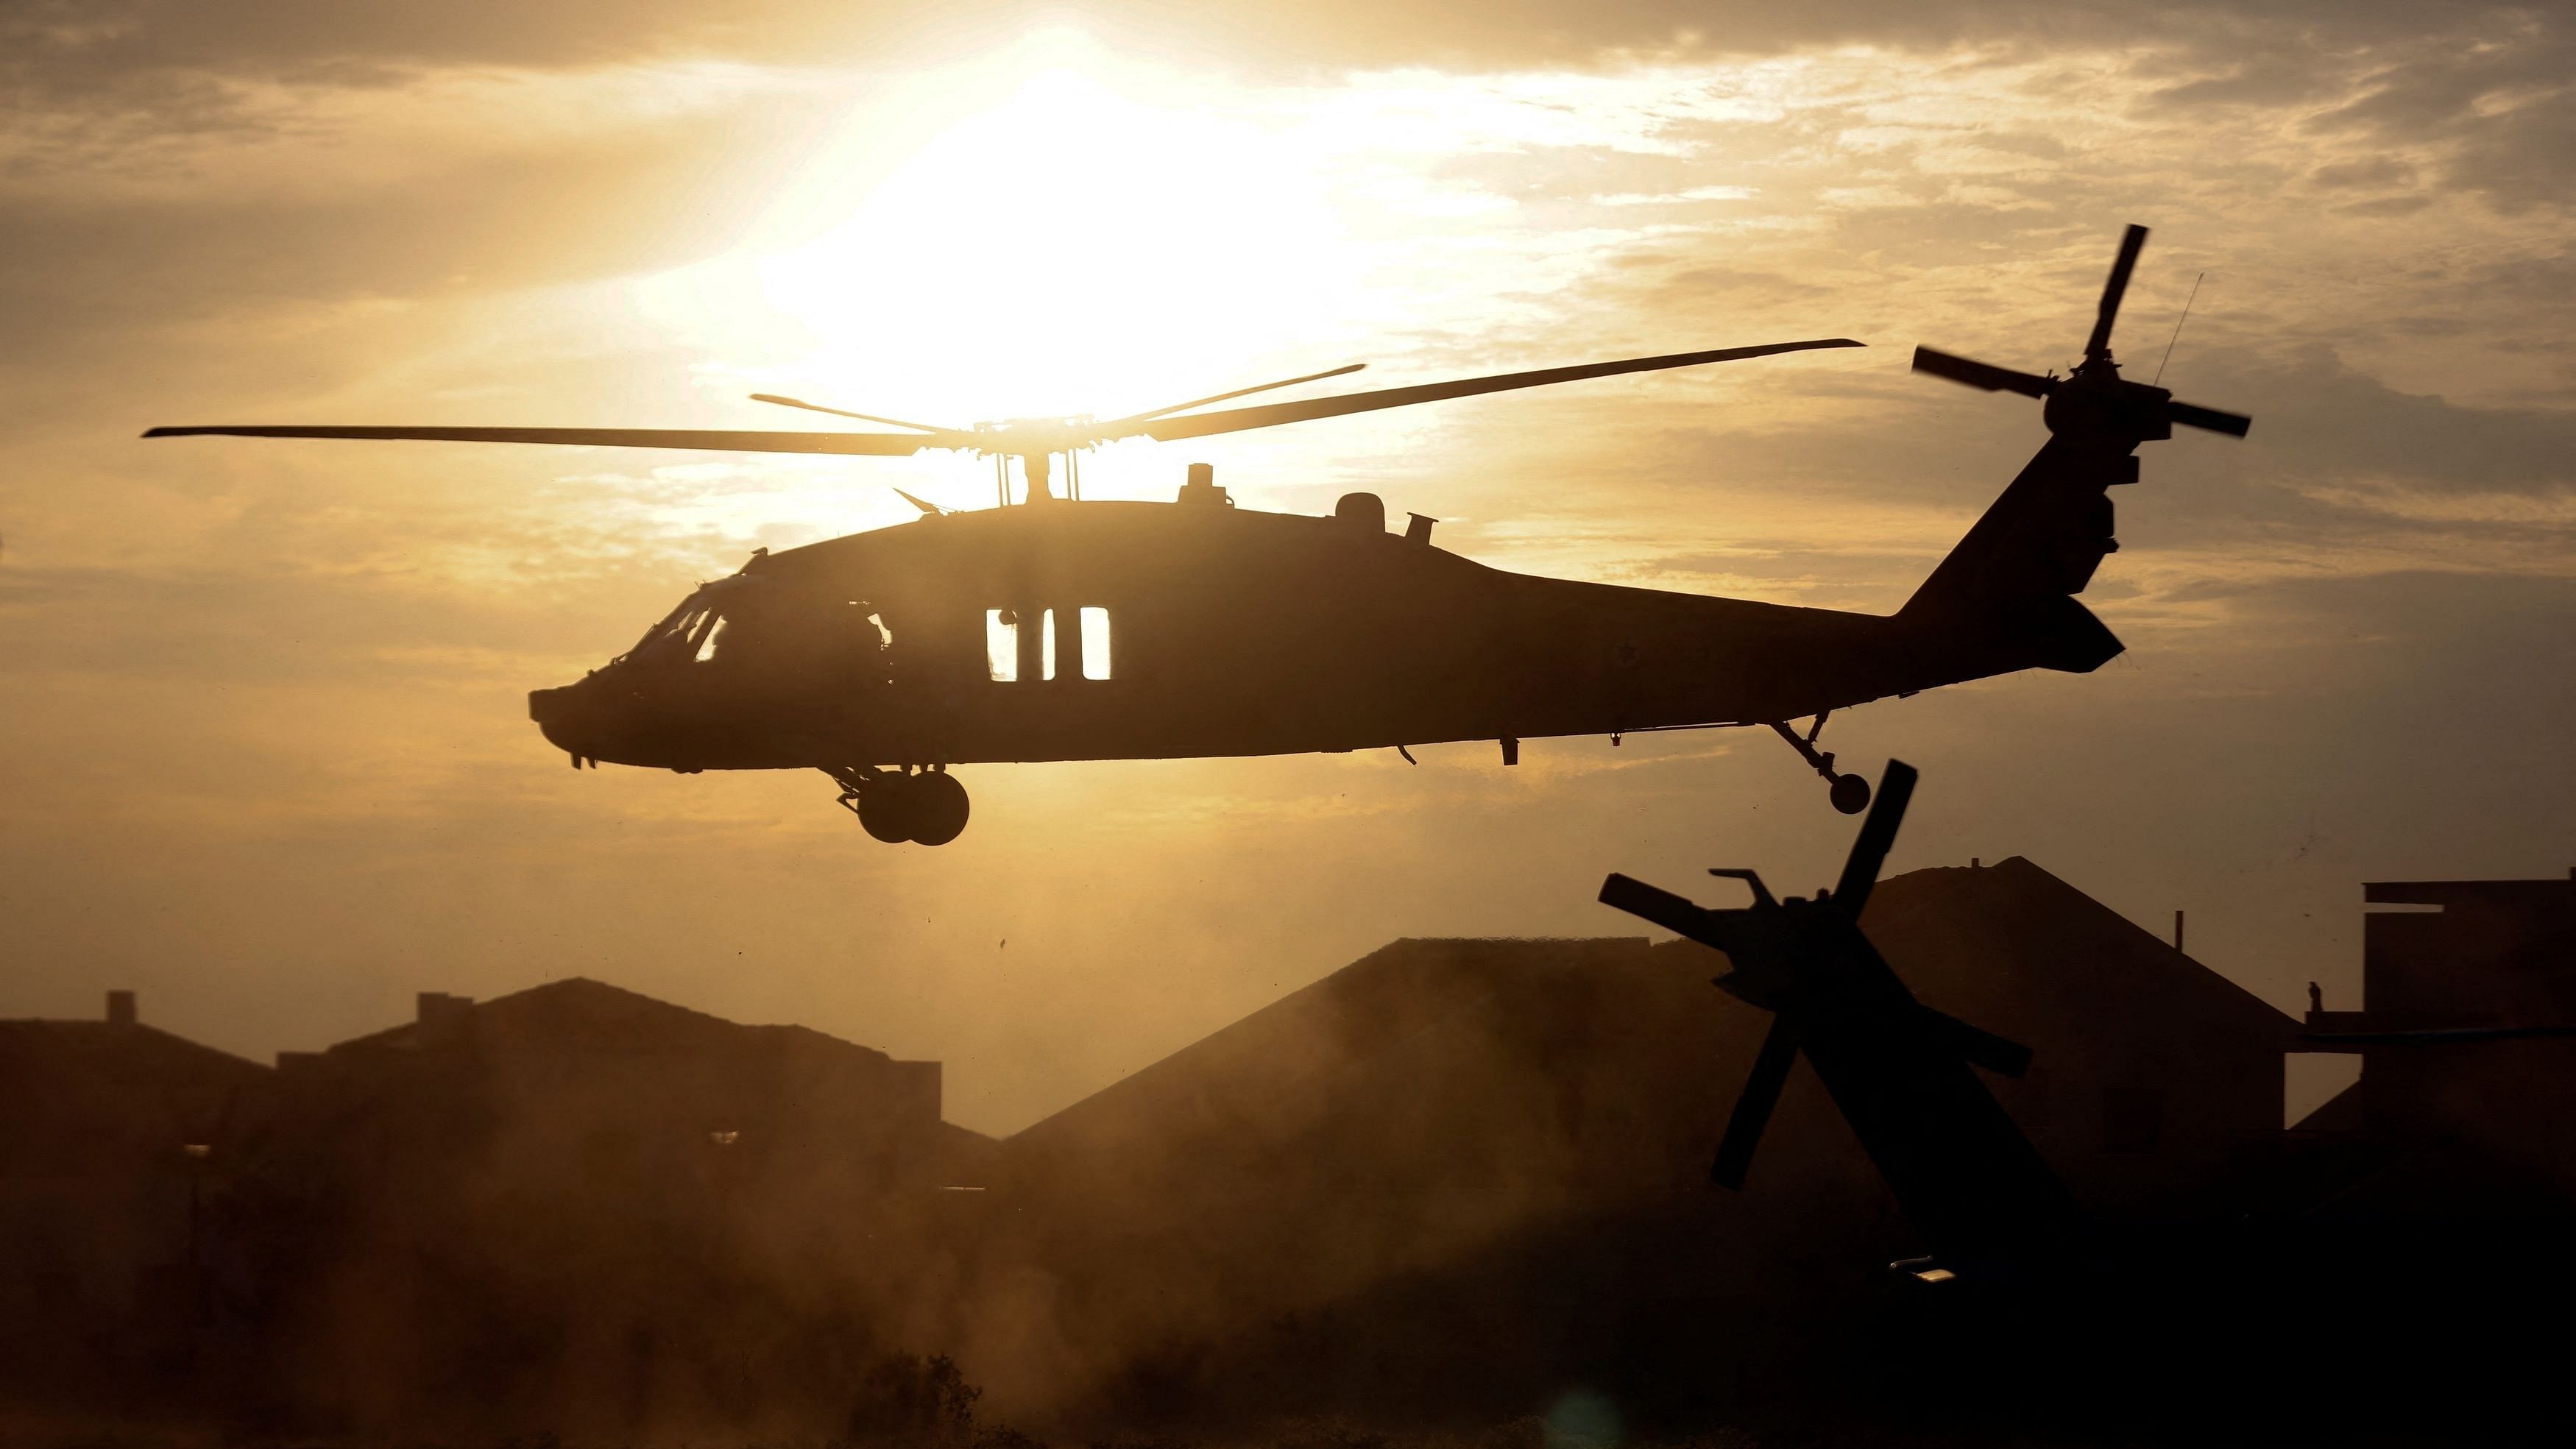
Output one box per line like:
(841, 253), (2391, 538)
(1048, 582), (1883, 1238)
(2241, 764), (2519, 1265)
(749, 394), (962, 434)
(1713, 1018), (1800, 1190)
(1911, 347), (2052, 398)
(1830, 759), (1917, 918)
(2166, 399), (2252, 438)
(2084, 224), (2149, 361)
(1131, 339), (1863, 444)
(142, 425), (956, 456)
(1105, 362), (1367, 428)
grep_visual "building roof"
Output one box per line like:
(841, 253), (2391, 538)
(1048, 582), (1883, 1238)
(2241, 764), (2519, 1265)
(324, 977), (903, 1066)
(1853, 854), (2297, 1048)
(0, 1018), (270, 1172)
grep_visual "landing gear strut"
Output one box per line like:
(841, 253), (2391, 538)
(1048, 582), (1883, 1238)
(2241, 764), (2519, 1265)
(828, 765), (971, 846)
(1769, 715), (1872, 815)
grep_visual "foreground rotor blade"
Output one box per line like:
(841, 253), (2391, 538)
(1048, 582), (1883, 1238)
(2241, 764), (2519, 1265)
(2084, 224), (2149, 360)
(1599, 873), (1716, 941)
(1917, 1006), (2034, 1078)
(1713, 1018), (1801, 1189)
(1830, 759), (1917, 918)
(749, 394), (962, 433)
(142, 425), (955, 456)
(1106, 362), (1367, 427)
(1133, 339), (1863, 444)
(1911, 347), (2052, 398)
(2166, 399), (2252, 438)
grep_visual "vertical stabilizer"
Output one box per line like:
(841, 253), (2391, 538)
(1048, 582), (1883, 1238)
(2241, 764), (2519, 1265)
(1898, 225), (2251, 680)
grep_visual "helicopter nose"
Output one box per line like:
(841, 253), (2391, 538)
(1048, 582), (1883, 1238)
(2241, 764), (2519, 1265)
(530, 683), (601, 759)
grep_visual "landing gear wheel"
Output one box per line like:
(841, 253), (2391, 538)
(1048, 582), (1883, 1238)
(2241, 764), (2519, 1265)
(1827, 773), (1872, 815)
(907, 770), (969, 846)
(854, 775), (916, 843)
(1769, 715), (1876, 816)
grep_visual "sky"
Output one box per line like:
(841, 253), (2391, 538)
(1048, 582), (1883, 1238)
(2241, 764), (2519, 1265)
(4, 1), (2572, 1134)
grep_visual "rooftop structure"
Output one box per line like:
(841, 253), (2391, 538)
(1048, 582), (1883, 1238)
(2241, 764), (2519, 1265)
(2301, 869), (2576, 1206)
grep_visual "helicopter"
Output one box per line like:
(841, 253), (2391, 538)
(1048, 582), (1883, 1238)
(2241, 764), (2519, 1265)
(146, 224), (2246, 846)
(1601, 757), (2082, 1282)
(1595, 759), (2576, 1445)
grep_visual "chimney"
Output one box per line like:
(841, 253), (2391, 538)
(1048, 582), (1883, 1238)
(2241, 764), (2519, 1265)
(1178, 462), (1230, 506)
(416, 992), (474, 1030)
(1405, 512), (1438, 545)
(106, 990), (136, 1028)
(2173, 910), (2186, 953)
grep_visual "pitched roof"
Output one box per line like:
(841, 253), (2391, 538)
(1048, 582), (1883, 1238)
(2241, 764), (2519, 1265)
(1851, 855), (2296, 1047)
(325, 977), (899, 1065)
(0, 1018), (269, 1081)
(0, 1020), (270, 1170)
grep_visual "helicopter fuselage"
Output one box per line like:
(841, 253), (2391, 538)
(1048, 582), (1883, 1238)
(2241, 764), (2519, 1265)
(528, 486), (1953, 775)
(155, 224), (2239, 837)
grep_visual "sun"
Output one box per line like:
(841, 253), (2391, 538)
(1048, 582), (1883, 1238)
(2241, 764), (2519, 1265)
(665, 42), (1359, 455)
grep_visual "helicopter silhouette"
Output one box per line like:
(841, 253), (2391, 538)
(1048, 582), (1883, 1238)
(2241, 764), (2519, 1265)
(1600, 758), (2086, 1281)
(147, 225), (2245, 846)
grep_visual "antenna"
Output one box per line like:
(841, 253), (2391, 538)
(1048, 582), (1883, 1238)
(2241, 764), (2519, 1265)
(2152, 272), (2204, 386)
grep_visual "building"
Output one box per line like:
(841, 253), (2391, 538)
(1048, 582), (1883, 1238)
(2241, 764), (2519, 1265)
(2299, 869), (2576, 1208)
(269, 977), (963, 1200)
(236, 978), (992, 1436)
(0, 992), (271, 1403)
(971, 855), (2296, 1425)
(1854, 856), (2294, 1216)
(1, 978), (989, 1436)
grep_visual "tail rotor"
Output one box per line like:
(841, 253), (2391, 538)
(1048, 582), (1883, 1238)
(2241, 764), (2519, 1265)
(1910, 224), (2252, 443)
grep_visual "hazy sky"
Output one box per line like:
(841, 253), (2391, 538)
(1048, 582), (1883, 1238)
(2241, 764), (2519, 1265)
(4, 1), (2572, 1133)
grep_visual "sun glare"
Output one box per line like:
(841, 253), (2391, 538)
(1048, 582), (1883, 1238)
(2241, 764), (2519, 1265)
(601, 40), (1867, 537)
(642, 44), (1359, 460)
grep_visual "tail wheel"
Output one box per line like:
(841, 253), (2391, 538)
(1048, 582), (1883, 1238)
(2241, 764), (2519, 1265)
(908, 770), (969, 846)
(854, 775), (916, 843)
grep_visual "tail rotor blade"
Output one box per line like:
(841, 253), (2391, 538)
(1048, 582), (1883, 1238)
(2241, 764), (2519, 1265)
(1713, 1018), (1801, 1189)
(1911, 347), (2053, 398)
(2167, 399), (2252, 438)
(2084, 224), (2150, 360)
(1830, 759), (1918, 918)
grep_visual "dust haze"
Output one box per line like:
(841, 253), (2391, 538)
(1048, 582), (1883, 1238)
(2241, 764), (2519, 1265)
(4, 1), (2575, 1443)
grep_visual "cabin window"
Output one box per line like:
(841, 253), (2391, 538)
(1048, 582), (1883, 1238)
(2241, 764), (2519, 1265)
(986, 609), (1019, 682)
(1081, 606), (1112, 680)
(988, 606), (1110, 681)
(694, 617), (728, 664)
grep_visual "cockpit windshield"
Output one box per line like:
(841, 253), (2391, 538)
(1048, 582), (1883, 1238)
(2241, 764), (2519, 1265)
(620, 575), (759, 669)
(612, 574), (894, 687)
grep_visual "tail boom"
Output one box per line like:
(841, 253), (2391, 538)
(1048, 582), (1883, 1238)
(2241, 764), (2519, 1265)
(1894, 433), (2134, 682)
